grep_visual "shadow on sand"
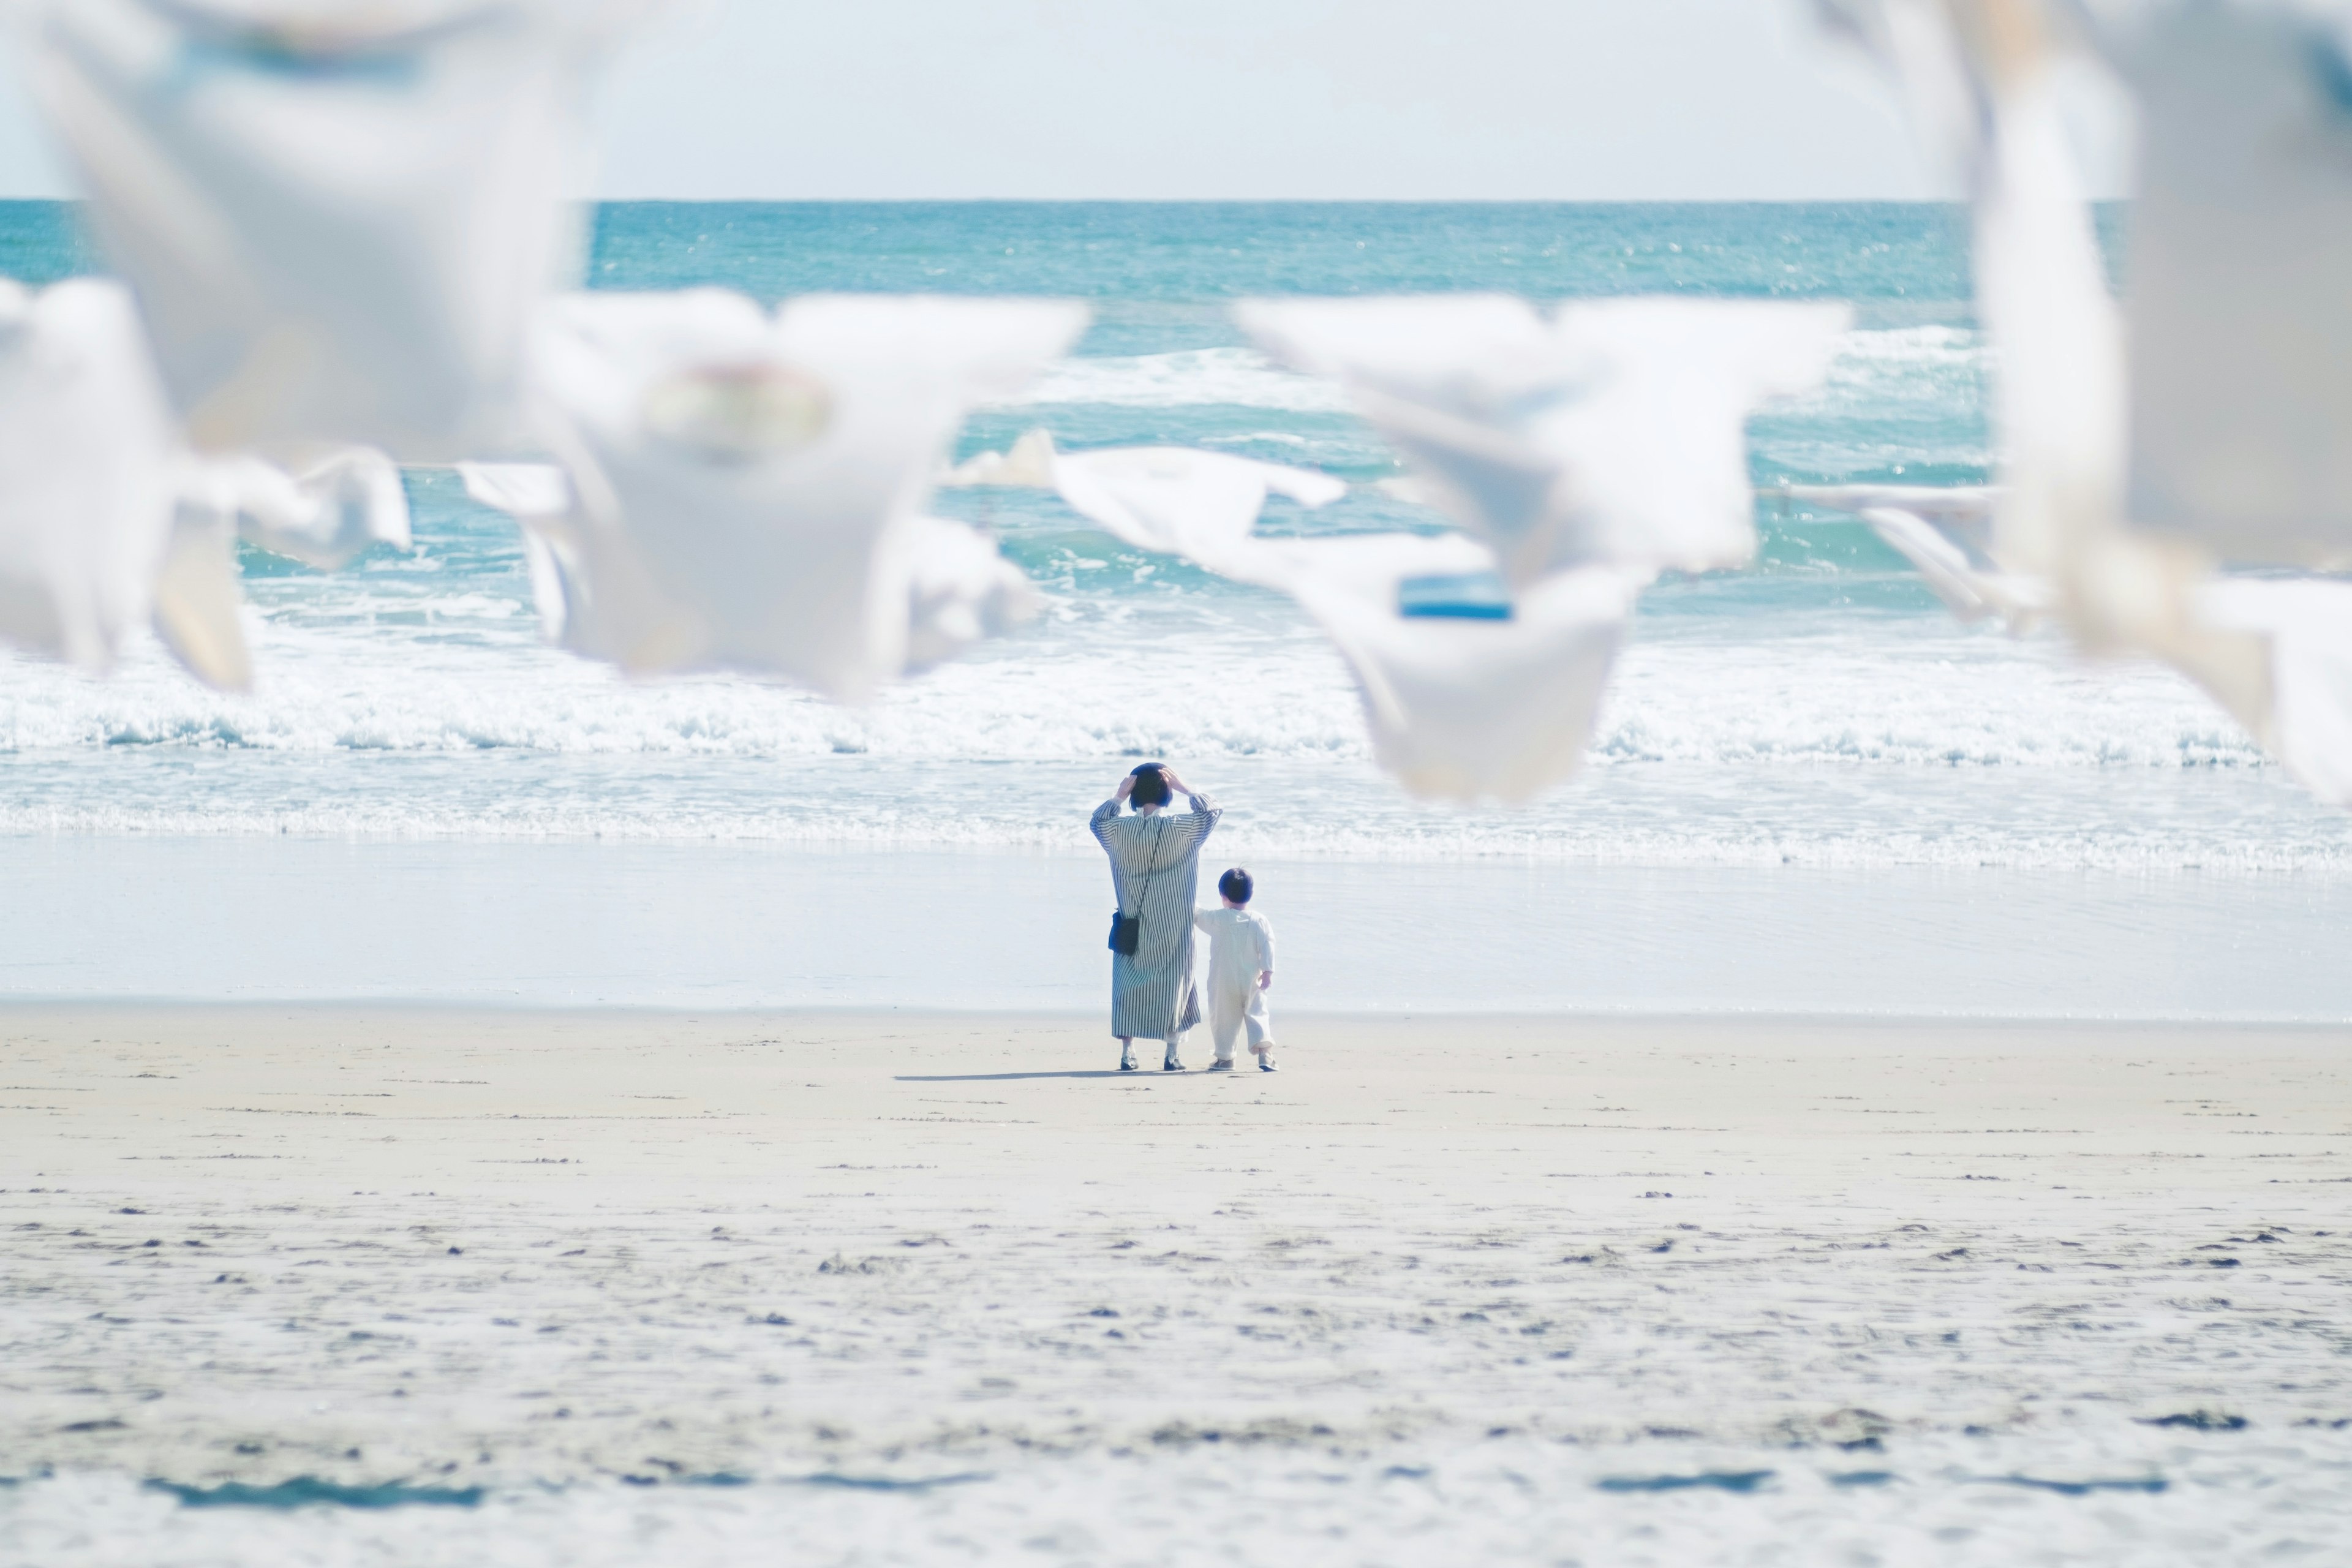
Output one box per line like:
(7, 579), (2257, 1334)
(894, 1071), (1164, 1082)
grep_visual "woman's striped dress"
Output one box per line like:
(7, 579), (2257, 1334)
(1090, 793), (1221, 1041)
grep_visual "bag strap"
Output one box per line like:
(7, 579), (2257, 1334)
(1125, 815), (1167, 916)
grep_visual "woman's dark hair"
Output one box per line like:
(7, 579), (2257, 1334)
(1218, 867), (1253, 905)
(1129, 764), (1170, 809)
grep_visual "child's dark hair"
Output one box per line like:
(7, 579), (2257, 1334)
(1129, 763), (1170, 809)
(1218, 867), (1254, 905)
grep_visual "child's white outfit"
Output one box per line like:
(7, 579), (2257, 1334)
(1192, 906), (1276, 1066)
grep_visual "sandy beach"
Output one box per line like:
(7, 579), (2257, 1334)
(4, 1007), (2349, 1564)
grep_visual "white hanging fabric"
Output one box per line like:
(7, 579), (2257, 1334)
(458, 458), (690, 665)
(2111, 2), (2352, 567)
(144, 446), (411, 689)
(0, 274), (413, 688)
(464, 459), (1046, 690)
(1258, 535), (1640, 804)
(0, 277), (185, 673)
(1234, 294), (1848, 587)
(1782, 484), (2050, 631)
(1812, 0), (2125, 584)
(178, 447), (412, 568)
(2190, 576), (2352, 806)
(1039, 439), (1348, 578)
(470, 289), (1085, 698)
(990, 431), (1636, 802)
(900, 513), (1041, 675)
(22, 0), (642, 459)
(1813, 0), (2343, 798)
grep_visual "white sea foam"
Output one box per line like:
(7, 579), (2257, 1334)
(0, 801), (2340, 873)
(1002, 327), (1983, 424)
(2, 601), (2344, 871)
(0, 616), (2258, 769)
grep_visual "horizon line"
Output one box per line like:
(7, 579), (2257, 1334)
(0, 194), (2089, 206)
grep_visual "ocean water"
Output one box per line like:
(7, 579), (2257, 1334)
(0, 201), (2345, 1008)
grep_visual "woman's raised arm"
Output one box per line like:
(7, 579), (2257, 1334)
(1179, 788), (1220, 840)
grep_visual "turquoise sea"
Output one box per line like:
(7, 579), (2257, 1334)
(0, 200), (2345, 1013)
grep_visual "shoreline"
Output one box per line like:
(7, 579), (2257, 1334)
(6, 838), (2352, 1019)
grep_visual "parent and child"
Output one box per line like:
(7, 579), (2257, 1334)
(1089, 763), (1276, 1074)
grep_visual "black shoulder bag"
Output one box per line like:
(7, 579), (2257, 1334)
(1107, 817), (1166, 956)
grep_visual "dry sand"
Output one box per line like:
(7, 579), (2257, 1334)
(3, 1008), (2350, 1564)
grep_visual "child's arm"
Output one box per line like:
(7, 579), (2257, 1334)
(1256, 918), (1275, 989)
(1193, 907), (1213, 933)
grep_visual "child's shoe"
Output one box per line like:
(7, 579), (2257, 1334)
(1257, 1052), (1278, 1072)
(1206, 1059), (1234, 1072)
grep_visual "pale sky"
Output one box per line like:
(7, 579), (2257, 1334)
(0, 1), (1980, 200)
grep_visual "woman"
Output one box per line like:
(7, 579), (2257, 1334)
(1090, 763), (1221, 1072)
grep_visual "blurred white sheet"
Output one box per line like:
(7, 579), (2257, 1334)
(1234, 294), (1847, 587)
(982, 430), (1635, 801)
(902, 513), (1041, 674)
(1811, 0), (2305, 793)
(1045, 441), (1346, 578)
(2113, 2), (2352, 566)
(458, 458), (691, 668)
(473, 290), (1084, 698)
(464, 459), (1035, 684)
(0, 277), (182, 673)
(1812, 0), (2124, 583)
(178, 447), (411, 568)
(1782, 483), (2051, 631)
(2193, 575), (2352, 805)
(1262, 534), (1639, 804)
(23, 0), (644, 459)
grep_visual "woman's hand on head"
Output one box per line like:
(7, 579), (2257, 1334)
(1114, 774), (1136, 801)
(1160, 767), (1189, 795)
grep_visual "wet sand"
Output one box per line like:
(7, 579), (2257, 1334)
(4, 1008), (2350, 1564)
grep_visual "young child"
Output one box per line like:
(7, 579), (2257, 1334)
(1193, 867), (1277, 1072)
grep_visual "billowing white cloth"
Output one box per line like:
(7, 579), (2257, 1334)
(178, 447), (411, 568)
(466, 289), (1081, 696)
(1025, 435), (1635, 801)
(1969, 70), (2131, 588)
(1812, 0), (2335, 799)
(942, 426), (1059, 489)
(144, 446), (411, 689)
(2193, 576), (2352, 806)
(1780, 483), (1998, 542)
(1260, 534), (1639, 804)
(1782, 484), (2049, 631)
(1234, 295), (1848, 586)
(1814, 0), (2124, 583)
(458, 459), (684, 663)
(23, 0), (638, 458)
(147, 504), (251, 692)
(0, 277), (181, 673)
(2111, 2), (2352, 565)
(902, 514), (1041, 675)
(1045, 440), (1348, 577)
(471, 481), (1038, 686)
